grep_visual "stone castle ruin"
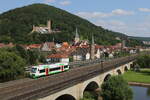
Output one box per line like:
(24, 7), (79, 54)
(32, 20), (61, 34)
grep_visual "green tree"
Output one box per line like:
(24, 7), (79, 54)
(101, 76), (133, 100)
(0, 50), (26, 82)
(15, 45), (29, 62)
(80, 92), (95, 100)
(136, 54), (150, 68)
(0, 36), (14, 43)
(27, 49), (40, 65)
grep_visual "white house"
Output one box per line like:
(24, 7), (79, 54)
(47, 53), (69, 63)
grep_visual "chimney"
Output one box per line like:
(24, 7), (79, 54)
(47, 20), (52, 33)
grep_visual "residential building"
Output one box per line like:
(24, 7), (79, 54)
(46, 53), (69, 63)
(41, 42), (55, 51)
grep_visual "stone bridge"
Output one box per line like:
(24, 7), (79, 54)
(39, 61), (133, 100)
(0, 55), (136, 100)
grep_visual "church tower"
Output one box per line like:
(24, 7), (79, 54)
(91, 35), (95, 60)
(47, 20), (52, 33)
(74, 28), (80, 43)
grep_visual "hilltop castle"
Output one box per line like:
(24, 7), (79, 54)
(32, 20), (61, 34)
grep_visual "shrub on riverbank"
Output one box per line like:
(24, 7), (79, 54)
(101, 76), (133, 100)
(136, 54), (150, 68)
(80, 91), (95, 100)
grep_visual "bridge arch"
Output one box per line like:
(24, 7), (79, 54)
(82, 81), (100, 100)
(104, 74), (111, 82)
(55, 94), (76, 100)
(83, 81), (99, 92)
(116, 69), (122, 75)
(124, 66), (128, 72)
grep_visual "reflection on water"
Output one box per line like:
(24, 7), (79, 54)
(131, 86), (150, 100)
(147, 88), (150, 96)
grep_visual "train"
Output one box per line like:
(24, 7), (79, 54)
(30, 62), (69, 78)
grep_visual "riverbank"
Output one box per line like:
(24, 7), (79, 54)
(123, 68), (150, 84)
(128, 82), (150, 87)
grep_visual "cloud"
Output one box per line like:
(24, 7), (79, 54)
(76, 12), (111, 19)
(139, 8), (150, 12)
(59, 1), (71, 6)
(111, 9), (134, 16)
(44, 0), (56, 3)
(76, 9), (134, 19)
(94, 20), (127, 32)
(94, 19), (150, 37)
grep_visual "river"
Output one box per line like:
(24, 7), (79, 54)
(131, 86), (150, 100)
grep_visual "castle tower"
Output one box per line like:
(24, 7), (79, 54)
(47, 20), (52, 33)
(91, 35), (95, 60)
(32, 25), (37, 32)
(74, 28), (80, 43)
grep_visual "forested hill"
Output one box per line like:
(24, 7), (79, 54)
(130, 36), (150, 41)
(0, 3), (143, 46)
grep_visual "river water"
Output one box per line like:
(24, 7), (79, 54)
(131, 86), (150, 100)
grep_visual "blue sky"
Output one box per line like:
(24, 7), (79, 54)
(0, 0), (150, 37)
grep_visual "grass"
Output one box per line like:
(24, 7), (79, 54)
(122, 68), (150, 84)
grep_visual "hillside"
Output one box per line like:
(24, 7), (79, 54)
(130, 36), (150, 41)
(0, 3), (143, 46)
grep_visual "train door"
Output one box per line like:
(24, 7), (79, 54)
(46, 68), (49, 76)
(61, 66), (64, 71)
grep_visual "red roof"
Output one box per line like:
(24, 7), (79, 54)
(27, 44), (41, 49)
(0, 43), (14, 48)
(47, 53), (69, 58)
(0, 43), (5, 48)
(95, 45), (104, 49)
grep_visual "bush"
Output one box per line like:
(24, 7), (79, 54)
(101, 76), (133, 100)
(0, 50), (26, 82)
(80, 91), (95, 100)
(136, 54), (150, 68)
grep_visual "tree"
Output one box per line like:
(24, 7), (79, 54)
(101, 76), (133, 100)
(15, 45), (29, 62)
(136, 54), (150, 68)
(80, 92), (95, 100)
(0, 50), (26, 82)
(27, 49), (40, 65)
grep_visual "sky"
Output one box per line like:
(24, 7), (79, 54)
(0, 0), (150, 37)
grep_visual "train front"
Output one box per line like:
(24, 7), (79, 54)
(30, 66), (38, 78)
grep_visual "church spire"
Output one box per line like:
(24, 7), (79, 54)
(92, 34), (94, 44)
(91, 34), (95, 60)
(75, 28), (79, 39)
(74, 27), (80, 43)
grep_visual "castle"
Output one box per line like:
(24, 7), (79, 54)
(32, 20), (61, 34)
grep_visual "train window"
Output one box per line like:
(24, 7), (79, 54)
(31, 68), (37, 73)
(64, 65), (68, 69)
(39, 69), (45, 73)
(49, 67), (61, 71)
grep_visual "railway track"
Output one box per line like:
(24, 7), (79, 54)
(0, 54), (137, 100)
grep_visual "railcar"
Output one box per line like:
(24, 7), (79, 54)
(30, 62), (69, 78)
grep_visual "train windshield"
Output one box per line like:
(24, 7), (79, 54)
(31, 68), (37, 73)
